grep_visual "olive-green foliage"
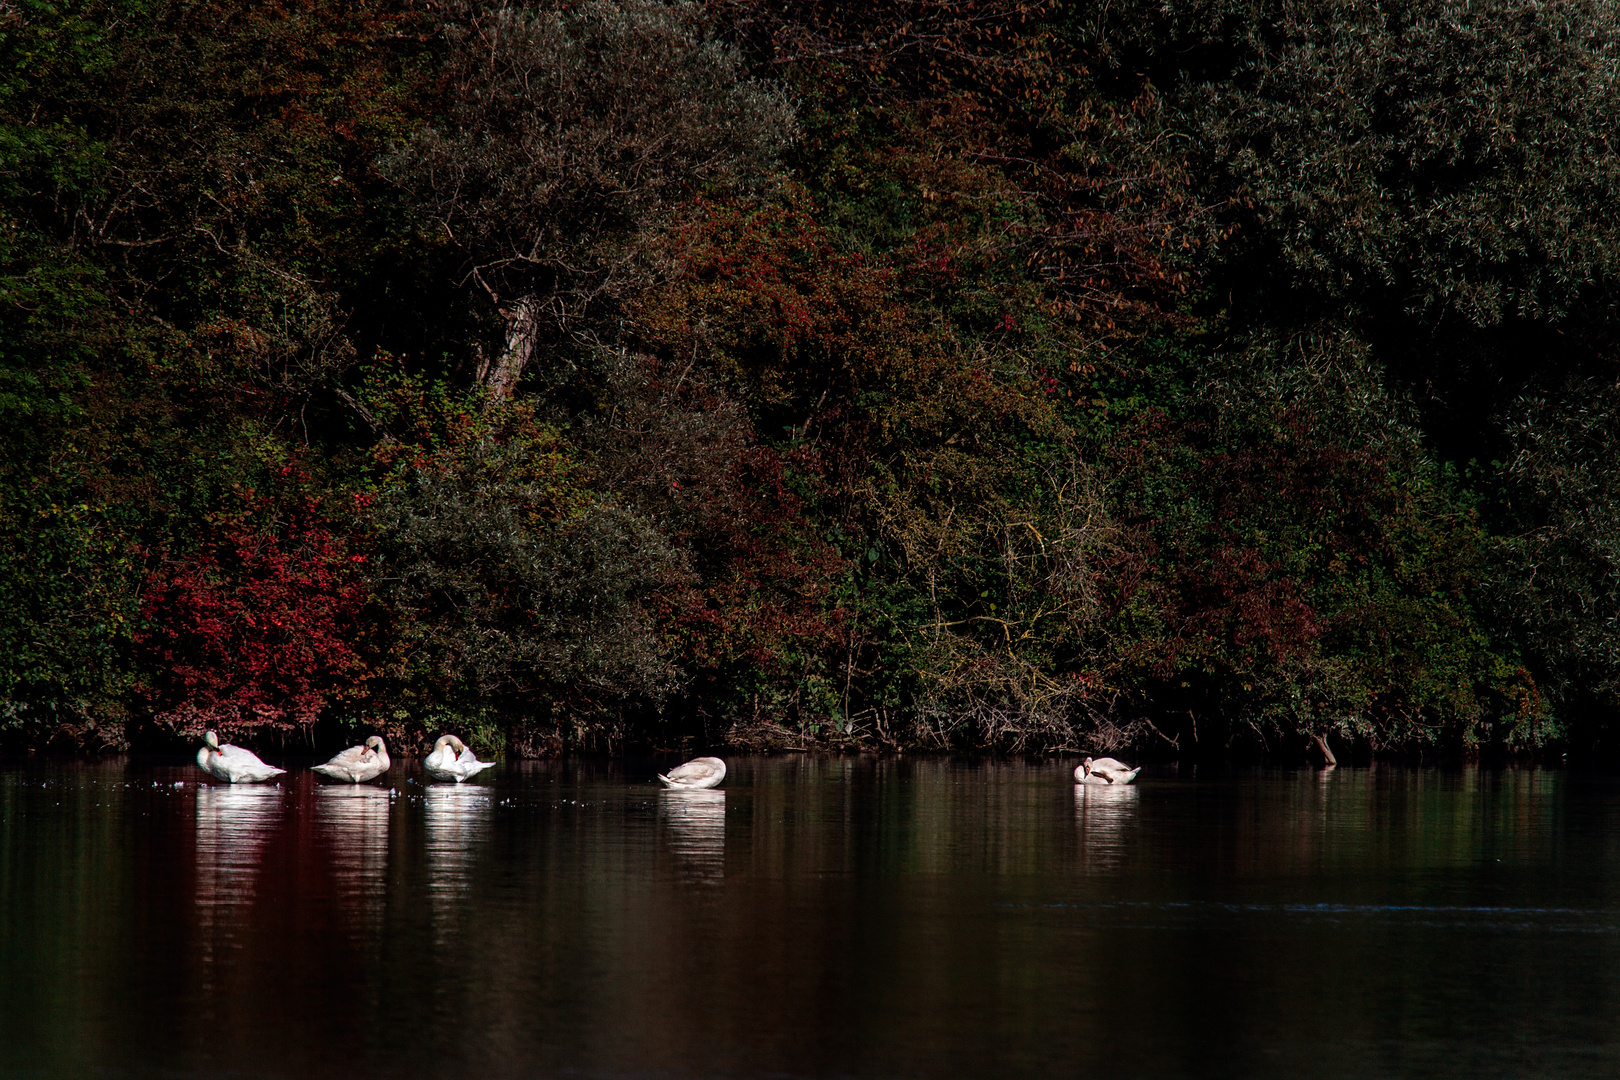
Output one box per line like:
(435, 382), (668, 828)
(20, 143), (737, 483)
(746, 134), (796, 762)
(1151, 335), (1514, 748)
(1088, 333), (1529, 757)
(890, 459), (1136, 752)
(0, 489), (138, 743)
(371, 431), (684, 724)
(1104, 0), (1620, 329)
(0, 9), (129, 735)
(1076, 0), (1620, 745)
(381, 0), (797, 370)
(1488, 380), (1620, 734)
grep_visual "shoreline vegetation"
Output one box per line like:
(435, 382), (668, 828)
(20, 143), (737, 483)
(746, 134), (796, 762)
(7, 0), (1620, 762)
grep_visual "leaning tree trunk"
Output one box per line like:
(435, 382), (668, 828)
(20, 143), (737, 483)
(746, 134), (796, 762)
(484, 293), (542, 402)
(1309, 732), (1337, 767)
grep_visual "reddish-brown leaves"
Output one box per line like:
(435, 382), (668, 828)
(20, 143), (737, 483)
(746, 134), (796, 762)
(137, 486), (373, 737)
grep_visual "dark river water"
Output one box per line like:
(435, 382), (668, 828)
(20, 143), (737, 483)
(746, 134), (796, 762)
(4, 755), (1620, 1079)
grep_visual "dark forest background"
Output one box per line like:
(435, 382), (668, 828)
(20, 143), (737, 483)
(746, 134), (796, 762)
(7, 0), (1620, 760)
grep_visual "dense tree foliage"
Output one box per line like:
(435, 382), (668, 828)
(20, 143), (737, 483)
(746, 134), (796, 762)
(5, 0), (1619, 758)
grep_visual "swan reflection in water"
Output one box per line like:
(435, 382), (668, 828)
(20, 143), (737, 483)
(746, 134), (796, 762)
(423, 785), (492, 894)
(658, 788), (726, 883)
(195, 784), (284, 984)
(196, 784), (283, 909)
(422, 785), (492, 946)
(317, 785), (392, 926)
(1073, 782), (1140, 872)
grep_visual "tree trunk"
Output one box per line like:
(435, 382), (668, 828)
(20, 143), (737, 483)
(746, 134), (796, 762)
(1310, 732), (1337, 767)
(485, 293), (541, 402)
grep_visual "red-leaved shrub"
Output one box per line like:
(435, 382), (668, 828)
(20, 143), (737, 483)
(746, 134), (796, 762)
(137, 489), (372, 738)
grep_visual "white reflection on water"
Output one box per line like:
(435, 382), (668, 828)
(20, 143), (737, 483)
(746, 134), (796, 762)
(196, 784), (283, 908)
(423, 786), (492, 946)
(1074, 783), (1140, 871)
(317, 786), (392, 923)
(195, 784), (283, 985)
(658, 788), (726, 883)
(424, 785), (492, 894)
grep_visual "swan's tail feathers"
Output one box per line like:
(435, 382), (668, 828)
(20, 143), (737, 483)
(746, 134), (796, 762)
(657, 773), (674, 787)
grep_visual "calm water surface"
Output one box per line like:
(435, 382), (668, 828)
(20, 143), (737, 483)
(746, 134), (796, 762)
(4, 755), (1620, 1078)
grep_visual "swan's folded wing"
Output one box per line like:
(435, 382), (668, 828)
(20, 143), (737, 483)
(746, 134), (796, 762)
(321, 745), (368, 770)
(1093, 769), (1137, 786)
(220, 745), (270, 766)
(224, 758), (284, 782)
(455, 750), (494, 776)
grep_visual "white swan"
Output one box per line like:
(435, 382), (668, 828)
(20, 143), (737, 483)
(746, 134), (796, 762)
(1075, 755), (1140, 785)
(423, 735), (496, 783)
(313, 736), (391, 784)
(196, 730), (286, 784)
(657, 756), (726, 789)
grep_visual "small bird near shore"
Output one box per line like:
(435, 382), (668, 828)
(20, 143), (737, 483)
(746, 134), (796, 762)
(196, 730), (286, 784)
(657, 756), (727, 790)
(313, 736), (391, 784)
(1075, 756), (1140, 785)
